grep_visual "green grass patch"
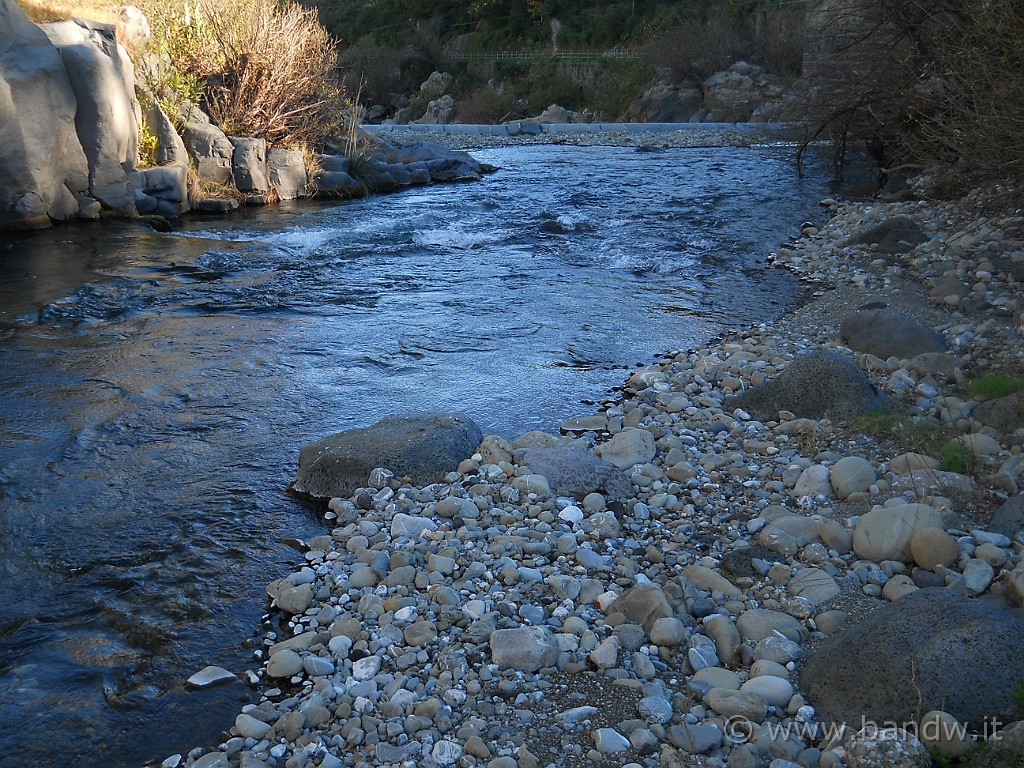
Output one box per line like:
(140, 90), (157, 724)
(846, 410), (953, 457)
(965, 372), (1024, 400)
(938, 440), (975, 475)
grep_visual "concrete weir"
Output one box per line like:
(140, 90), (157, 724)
(365, 121), (795, 138)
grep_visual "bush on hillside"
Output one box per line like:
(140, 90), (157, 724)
(640, 4), (804, 82)
(139, 0), (344, 148)
(456, 83), (523, 123)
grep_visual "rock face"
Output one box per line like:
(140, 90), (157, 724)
(840, 308), (946, 360)
(628, 81), (703, 123)
(292, 413), (483, 500)
(725, 350), (891, 421)
(701, 61), (784, 122)
(800, 588), (1024, 731)
(1, 0), (139, 228)
(43, 18), (139, 216)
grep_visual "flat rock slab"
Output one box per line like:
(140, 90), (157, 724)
(840, 307), (946, 360)
(186, 665), (237, 690)
(292, 412), (482, 500)
(800, 587), (1024, 731)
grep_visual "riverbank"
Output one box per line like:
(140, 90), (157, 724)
(164, 138), (1024, 768)
(366, 122), (783, 152)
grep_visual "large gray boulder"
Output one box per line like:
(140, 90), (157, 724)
(989, 495), (1024, 540)
(43, 18), (139, 216)
(800, 588), (1024, 731)
(131, 164), (188, 217)
(143, 98), (189, 167)
(268, 148), (307, 200)
(701, 61), (784, 122)
(842, 215), (928, 255)
(513, 445), (633, 500)
(416, 94), (457, 125)
(489, 627), (559, 672)
(724, 350), (891, 421)
(183, 119), (233, 185)
(840, 308), (946, 360)
(973, 392), (1024, 434)
(1, 0), (138, 227)
(230, 137), (269, 194)
(292, 412), (483, 500)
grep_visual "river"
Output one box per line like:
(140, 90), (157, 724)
(0, 143), (837, 766)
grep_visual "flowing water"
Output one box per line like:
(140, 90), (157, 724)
(0, 143), (837, 766)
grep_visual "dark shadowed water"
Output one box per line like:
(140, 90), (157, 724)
(0, 144), (835, 766)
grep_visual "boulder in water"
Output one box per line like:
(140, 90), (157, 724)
(292, 412), (483, 500)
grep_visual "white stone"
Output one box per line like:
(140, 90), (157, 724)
(593, 728), (631, 753)
(186, 665), (236, 690)
(351, 655), (381, 681)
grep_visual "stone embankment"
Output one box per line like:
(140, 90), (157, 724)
(0, 0), (488, 230)
(164, 148), (1024, 768)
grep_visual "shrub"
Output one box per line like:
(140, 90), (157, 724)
(198, 0), (343, 147)
(793, 0), (1024, 203)
(456, 83), (522, 123)
(138, 0), (344, 148)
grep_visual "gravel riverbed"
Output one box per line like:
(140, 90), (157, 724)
(163, 133), (1024, 768)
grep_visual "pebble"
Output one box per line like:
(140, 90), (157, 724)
(167, 136), (1024, 768)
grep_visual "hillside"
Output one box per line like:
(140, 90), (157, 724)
(315, 0), (806, 123)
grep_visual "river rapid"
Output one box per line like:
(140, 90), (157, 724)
(0, 143), (837, 766)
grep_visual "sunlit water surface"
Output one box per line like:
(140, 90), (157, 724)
(0, 144), (837, 765)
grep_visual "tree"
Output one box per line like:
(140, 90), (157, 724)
(794, 0), (1024, 203)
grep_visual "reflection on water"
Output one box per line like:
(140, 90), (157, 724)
(0, 144), (834, 766)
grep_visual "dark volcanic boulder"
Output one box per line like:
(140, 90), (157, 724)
(841, 215), (929, 254)
(292, 412), (482, 500)
(840, 308), (946, 360)
(724, 350), (891, 421)
(800, 588), (1024, 731)
(513, 445), (633, 500)
(989, 495), (1024, 541)
(972, 392), (1024, 434)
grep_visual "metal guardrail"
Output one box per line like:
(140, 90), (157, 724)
(453, 49), (639, 62)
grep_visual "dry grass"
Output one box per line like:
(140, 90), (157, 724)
(16, 0), (119, 24)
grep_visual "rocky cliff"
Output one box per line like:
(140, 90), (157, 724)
(0, 0), (139, 229)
